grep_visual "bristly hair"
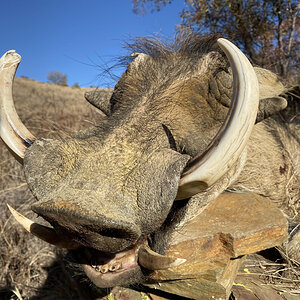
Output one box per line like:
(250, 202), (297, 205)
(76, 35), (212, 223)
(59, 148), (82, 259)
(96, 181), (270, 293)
(123, 32), (223, 59)
(98, 32), (224, 86)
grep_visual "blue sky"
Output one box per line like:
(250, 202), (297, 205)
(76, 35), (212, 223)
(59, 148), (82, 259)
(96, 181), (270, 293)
(0, 0), (185, 87)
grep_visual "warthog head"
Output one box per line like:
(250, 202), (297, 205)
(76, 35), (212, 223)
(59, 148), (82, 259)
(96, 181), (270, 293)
(2, 34), (278, 288)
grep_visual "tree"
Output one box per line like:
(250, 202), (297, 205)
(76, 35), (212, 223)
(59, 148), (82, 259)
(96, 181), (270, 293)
(72, 82), (80, 88)
(132, 0), (172, 14)
(47, 71), (68, 86)
(133, 0), (299, 81)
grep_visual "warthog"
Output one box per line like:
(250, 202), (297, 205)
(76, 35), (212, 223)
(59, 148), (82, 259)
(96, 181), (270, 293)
(1, 34), (299, 290)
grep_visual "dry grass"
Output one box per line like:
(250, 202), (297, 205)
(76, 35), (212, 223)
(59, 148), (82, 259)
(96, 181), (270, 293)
(230, 248), (300, 299)
(0, 78), (299, 299)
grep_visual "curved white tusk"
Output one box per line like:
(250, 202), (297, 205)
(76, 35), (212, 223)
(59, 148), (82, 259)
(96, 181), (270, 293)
(138, 244), (186, 270)
(7, 204), (79, 250)
(0, 50), (35, 161)
(176, 38), (259, 200)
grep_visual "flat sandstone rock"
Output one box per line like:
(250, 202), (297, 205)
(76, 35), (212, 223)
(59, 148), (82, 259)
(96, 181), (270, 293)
(145, 192), (288, 300)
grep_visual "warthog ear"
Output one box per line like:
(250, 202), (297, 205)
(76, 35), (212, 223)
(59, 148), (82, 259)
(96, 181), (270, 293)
(256, 96), (287, 123)
(84, 53), (150, 116)
(129, 52), (149, 67)
(255, 67), (287, 122)
(84, 89), (113, 116)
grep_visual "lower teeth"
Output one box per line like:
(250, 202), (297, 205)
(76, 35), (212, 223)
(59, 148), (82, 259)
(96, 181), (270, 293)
(91, 262), (121, 273)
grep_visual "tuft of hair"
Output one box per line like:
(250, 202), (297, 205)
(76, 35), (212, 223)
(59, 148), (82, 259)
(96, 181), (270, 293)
(121, 32), (223, 64)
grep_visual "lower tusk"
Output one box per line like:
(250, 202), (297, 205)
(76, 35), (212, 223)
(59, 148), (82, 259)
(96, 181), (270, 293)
(7, 204), (79, 250)
(138, 244), (186, 270)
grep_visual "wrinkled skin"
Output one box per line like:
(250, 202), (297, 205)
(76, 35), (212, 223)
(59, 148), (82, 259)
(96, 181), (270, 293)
(18, 35), (299, 287)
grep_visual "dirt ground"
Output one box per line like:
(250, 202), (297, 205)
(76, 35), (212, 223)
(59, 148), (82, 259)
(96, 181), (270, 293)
(0, 78), (299, 300)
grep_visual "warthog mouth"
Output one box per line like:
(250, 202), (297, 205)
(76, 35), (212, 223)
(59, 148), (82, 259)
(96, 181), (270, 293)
(69, 237), (186, 288)
(78, 239), (145, 288)
(7, 205), (186, 288)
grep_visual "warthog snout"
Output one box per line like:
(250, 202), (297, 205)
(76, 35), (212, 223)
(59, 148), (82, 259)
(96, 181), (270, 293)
(23, 135), (189, 253)
(31, 194), (142, 253)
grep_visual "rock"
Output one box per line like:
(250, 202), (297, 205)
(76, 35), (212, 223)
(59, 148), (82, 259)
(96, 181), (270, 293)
(145, 192), (288, 300)
(281, 293), (300, 300)
(107, 287), (151, 300)
(232, 276), (285, 300)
